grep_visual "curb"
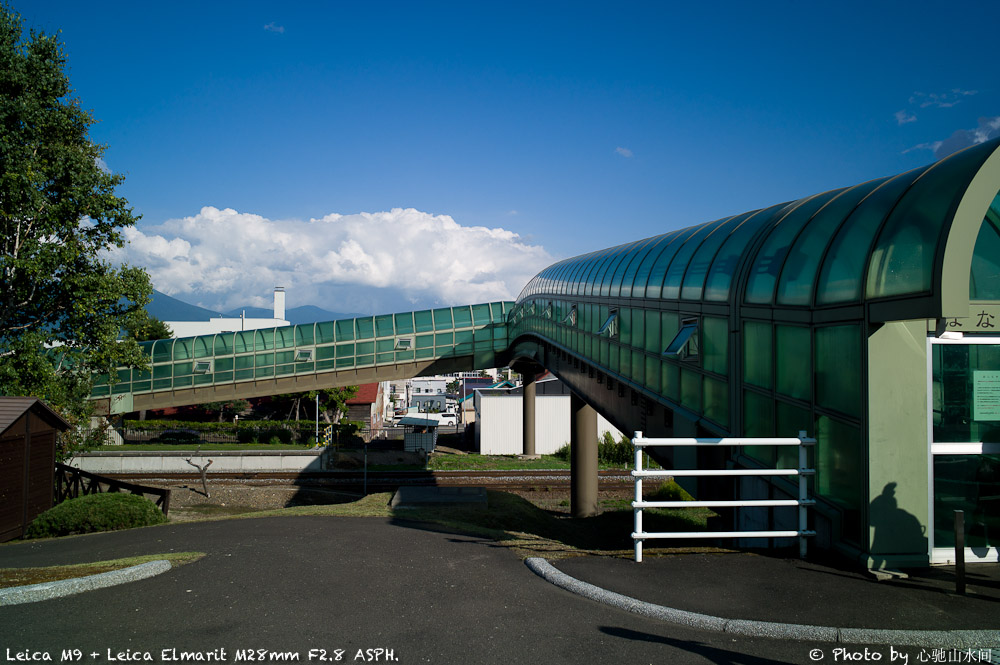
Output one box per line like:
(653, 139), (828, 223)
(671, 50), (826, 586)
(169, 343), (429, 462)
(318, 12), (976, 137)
(524, 557), (1000, 648)
(0, 560), (172, 606)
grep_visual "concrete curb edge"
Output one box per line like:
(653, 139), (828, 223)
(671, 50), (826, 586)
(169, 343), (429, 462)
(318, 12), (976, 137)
(0, 559), (172, 606)
(524, 557), (1000, 648)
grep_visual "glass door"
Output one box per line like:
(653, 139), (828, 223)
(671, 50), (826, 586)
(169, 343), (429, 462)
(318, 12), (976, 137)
(928, 337), (1000, 564)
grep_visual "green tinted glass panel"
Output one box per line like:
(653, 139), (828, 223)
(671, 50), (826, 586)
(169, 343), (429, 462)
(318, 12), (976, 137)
(745, 191), (841, 304)
(255, 330), (273, 351)
(193, 337), (212, 358)
(775, 400), (811, 468)
(355, 341), (374, 355)
(645, 357), (661, 392)
(453, 307), (473, 328)
(234, 356), (254, 370)
(414, 310), (434, 332)
(776, 179), (887, 305)
(743, 321), (772, 388)
(275, 327), (294, 349)
(868, 141), (996, 299)
(619, 237), (666, 298)
(971, 195), (1000, 300)
(335, 344), (354, 358)
(153, 339), (174, 363)
(816, 166), (930, 304)
(932, 343), (1000, 443)
(815, 325), (861, 417)
(416, 334), (434, 349)
(376, 339), (394, 353)
(703, 204), (788, 301)
(703, 376), (728, 426)
(295, 324), (314, 346)
(933, 453), (1000, 549)
(316, 322), (334, 344)
(643, 228), (698, 298)
(335, 319), (355, 341)
(606, 240), (650, 297)
(702, 316), (728, 375)
(680, 368), (702, 413)
(174, 339), (191, 360)
(254, 353), (273, 367)
(662, 362), (680, 401)
(435, 332), (454, 346)
(815, 416), (862, 545)
(680, 214), (744, 300)
(375, 315), (394, 337)
(661, 219), (728, 299)
(275, 350), (294, 364)
(214, 334), (233, 355)
(356, 317), (375, 339)
(394, 313), (414, 335)
(776, 325), (811, 400)
(743, 390), (776, 464)
(471, 304), (491, 326)
(433, 308), (453, 330)
(173, 361), (192, 376)
(235, 331), (254, 354)
(644, 311), (661, 353)
(316, 346), (336, 360)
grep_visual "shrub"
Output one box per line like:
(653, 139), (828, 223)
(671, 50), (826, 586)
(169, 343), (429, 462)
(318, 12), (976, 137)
(26, 493), (167, 539)
(151, 430), (202, 445)
(553, 443), (571, 462)
(648, 480), (695, 502)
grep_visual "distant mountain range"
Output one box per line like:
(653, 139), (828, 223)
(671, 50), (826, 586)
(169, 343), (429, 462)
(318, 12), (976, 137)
(146, 290), (362, 325)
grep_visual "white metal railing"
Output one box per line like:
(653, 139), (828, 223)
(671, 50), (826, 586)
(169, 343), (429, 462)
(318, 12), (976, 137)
(631, 430), (817, 562)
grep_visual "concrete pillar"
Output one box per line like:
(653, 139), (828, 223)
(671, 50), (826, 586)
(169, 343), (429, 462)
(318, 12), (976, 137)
(570, 392), (598, 518)
(522, 373), (536, 456)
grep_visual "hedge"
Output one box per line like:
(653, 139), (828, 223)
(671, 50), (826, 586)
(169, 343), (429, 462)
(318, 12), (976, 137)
(26, 493), (168, 539)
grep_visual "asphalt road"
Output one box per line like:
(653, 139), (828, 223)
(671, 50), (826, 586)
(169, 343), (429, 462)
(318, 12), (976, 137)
(0, 516), (969, 664)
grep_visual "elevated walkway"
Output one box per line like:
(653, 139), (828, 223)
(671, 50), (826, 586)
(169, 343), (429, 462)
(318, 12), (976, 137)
(91, 302), (511, 414)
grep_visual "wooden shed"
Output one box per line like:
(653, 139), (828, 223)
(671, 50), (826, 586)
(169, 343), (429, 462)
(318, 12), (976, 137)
(0, 397), (71, 542)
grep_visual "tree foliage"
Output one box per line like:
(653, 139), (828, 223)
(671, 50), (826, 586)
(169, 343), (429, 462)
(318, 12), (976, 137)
(0, 5), (152, 456)
(123, 312), (172, 342)
(268, 387), (359, 423)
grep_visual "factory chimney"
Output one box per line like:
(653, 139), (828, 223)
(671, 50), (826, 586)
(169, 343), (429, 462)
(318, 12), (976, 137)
(274, 287), (286, 321)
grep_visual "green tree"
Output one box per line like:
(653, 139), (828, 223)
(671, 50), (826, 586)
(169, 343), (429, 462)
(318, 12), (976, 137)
(123, 312), (172, 342)
(0, 5), (152, 458)
(271, 387), (359, 423)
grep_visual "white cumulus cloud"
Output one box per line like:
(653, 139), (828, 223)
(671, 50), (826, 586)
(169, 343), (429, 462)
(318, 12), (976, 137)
(263, 22), (285, 34)
(110, 207), (553, 314)
(615, 146), (634, 158)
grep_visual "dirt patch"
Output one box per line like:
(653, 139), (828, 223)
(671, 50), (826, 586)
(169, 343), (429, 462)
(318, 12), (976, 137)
(147, 481), (359, 522)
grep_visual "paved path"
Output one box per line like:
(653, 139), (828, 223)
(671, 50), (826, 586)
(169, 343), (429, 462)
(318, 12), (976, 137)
(1, 517), (997, 664)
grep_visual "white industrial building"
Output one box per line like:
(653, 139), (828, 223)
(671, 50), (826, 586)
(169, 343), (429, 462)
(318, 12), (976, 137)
(473, 375), (622, 455)
(163, 287), (290, 338)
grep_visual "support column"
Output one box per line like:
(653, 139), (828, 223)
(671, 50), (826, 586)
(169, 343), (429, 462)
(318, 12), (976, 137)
(570, 392), (598, 518)
(522, 373), (536, 457)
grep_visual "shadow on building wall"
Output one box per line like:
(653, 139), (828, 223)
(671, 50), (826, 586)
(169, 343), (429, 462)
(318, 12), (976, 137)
(869, 482), (927, 570)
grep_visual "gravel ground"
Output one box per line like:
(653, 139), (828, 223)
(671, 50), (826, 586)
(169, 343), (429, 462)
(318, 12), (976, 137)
(148, 481), (359, 521)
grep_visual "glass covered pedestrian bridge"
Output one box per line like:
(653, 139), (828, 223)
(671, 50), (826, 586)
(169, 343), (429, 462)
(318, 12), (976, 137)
(507, 137), (1000, 567)
(91, 302), (512, 414)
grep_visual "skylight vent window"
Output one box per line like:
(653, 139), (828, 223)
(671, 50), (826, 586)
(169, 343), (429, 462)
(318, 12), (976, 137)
(562, 305), (578, 327)
(193, 360), (213, 374)
(295, 349), (314, 362)
(664, 319), (699, 361)
(598, 310), (619, 338)
(395, 338), (413, 350)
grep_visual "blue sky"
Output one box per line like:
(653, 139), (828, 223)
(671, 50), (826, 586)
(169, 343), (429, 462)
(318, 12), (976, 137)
(17, 1), (1000, 314)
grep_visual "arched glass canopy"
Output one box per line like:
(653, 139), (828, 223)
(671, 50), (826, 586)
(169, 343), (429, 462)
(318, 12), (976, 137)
(515, 137), (1000, 316)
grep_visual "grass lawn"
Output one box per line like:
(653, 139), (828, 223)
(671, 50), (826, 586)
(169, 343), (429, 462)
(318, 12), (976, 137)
(0, 552), (205, 589)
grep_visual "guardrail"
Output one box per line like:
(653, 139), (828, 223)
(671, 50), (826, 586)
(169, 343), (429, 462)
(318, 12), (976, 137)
(54, 462), (172, 515)
(631, 430), (816, 562)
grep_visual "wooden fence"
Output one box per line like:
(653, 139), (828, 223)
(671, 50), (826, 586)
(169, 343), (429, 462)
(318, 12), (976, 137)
(54, 462), (172, 515)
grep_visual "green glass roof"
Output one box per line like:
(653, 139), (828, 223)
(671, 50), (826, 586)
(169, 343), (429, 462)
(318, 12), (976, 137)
(517, 137), (1000, 317)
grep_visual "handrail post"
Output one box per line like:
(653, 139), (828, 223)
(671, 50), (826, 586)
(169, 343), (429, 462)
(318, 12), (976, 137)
(798, 430), (808, 559)
(634, 431), (643, 563)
